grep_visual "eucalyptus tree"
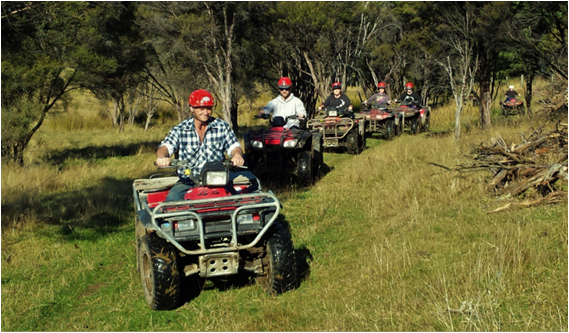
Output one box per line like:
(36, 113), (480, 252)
(505, 1), (568, 115)
(268, 2), (384, 116)
(431, 2), (480, 141)
(78, 1), (146, 133)
(137, 1), (271, 129)
(1, 2), (103, 165)
(136, 2), (204, 122)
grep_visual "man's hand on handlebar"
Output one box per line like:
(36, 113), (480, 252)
(231, 152), (245, 167)
(155, 157), (171, 167)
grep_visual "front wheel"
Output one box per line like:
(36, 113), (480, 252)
(346, 129), (362, 155)
(296, 151), (313, 186)
(410, 116), (420, 134)
(385, 119), (395, 140)
(138, 233), (181, 310)
(394, 116), (404, 137)
(257, 221), (297, 295)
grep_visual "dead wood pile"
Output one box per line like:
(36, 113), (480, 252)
(432, 122), (568, 213)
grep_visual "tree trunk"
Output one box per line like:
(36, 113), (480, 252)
(14, 140), (25, 166)
(525, 67), (534, 116)
(144, 114), (152, 132)
(477, 54), (492, 129)
(230, 95), (238, 131)
(454, 107), (462, 142)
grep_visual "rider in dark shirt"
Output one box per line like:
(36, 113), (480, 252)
(397, 82), (421, 108)
(318, 82), (353, 112)
(504, 85), (520, 101)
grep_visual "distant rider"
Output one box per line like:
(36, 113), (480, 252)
(397, 82), (421, 108)
(156, 89), (244, 201)
(504, 85), (520, 102)
(317, 82), (353, 112)
(363, 82), (391, 108)
(257, 77), (307, 129)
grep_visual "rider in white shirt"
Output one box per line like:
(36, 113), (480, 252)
(257, 77), (307, 129)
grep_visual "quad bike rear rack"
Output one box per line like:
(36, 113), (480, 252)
(133, 181), (280, 256)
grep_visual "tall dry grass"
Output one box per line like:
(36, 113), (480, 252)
(1, 79), (566, 331)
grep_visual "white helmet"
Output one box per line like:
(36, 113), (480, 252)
(509, 85), (514, 89)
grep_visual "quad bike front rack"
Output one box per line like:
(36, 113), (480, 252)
(134, 183), (281, 256)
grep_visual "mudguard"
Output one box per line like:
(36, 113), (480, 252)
(296, 130), (314, 150)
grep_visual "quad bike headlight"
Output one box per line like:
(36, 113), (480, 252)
(283, 139), (298, 148)
(251, 140), (263, 148)
(200, 161), (229, 186)
(174, 219), (196, 231)
(204, 170), (229, 186)
(237, 214), (254, 224)
(328, 110), (338, 117)
(237, 213), (260, 225)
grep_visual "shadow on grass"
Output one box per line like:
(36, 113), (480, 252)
(44, 141), (161, 165)
(255, 163), (333, 194)
(179, 215), (311, 305)
(294, 246), (313, 284)
(1, 176), (135, 242)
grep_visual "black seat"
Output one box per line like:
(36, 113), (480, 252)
(271, 116), (286, 127)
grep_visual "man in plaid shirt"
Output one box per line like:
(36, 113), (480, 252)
(155, 89), (244, 201)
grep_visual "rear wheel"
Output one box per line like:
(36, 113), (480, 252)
(138, 233), (181, 310)
(257, 221), (297, 295)
(312, 133), (324, 177)
(296, 151), (312, 186)
(346, 129), (361, 155)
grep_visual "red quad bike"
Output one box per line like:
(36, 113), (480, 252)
(393, 102), (431, 135)
(306, 106), (366, 155)
(133, 159), (297, 310)
(501, 98), (525, 117)
(357, 103), (404, 140)
(244, 115), (323, 186)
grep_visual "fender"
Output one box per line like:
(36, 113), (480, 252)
(421, 108), (430, 126)
(358, 120), (366, 136)
(419, 108), (426, 125)
(394, 112), (401, 125)
(297, 130), (313, 149)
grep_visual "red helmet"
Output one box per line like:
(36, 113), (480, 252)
(188, 89), (215, 107)
(331, 82), (342, 90)
(377, 82), (387, 88)
(405, 82), (414, 90)
(278, 77), (292, 89)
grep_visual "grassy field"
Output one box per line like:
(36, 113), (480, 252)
(1, 84), (567, 331)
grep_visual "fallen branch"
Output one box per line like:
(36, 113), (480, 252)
(487, 191), (568, 214)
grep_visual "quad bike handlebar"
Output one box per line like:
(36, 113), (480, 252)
(155, 159), (246, 170)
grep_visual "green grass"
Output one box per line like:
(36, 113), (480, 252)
(1, 86), (567, 331)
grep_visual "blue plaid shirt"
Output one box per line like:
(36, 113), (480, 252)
(159, 117), (241, 182)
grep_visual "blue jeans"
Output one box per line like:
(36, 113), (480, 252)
(165, 179), (194, 202)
